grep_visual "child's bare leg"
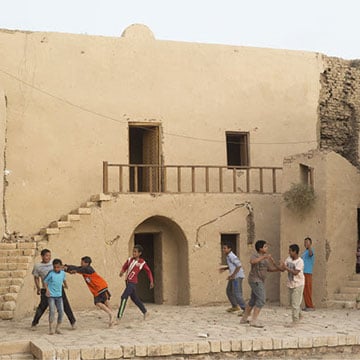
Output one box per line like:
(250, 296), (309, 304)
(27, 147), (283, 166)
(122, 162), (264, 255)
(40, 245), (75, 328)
(96, 302), (115, 327)
(240, 305), (252, 323)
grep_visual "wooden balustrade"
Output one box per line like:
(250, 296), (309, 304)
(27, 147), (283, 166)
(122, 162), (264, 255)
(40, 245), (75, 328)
(102, 162), (282, 195)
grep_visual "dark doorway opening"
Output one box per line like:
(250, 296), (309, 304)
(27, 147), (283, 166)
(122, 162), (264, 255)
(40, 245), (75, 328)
(220, 233), (239, 265)
(129, 125), (160, 192)
(134, 233), (155, 303)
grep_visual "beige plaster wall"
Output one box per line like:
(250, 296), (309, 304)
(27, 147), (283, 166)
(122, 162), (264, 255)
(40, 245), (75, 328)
(15, 193), (281, 318)
(280, 150), (328, 307)
(0, 26), (322, 235)
(324, 152), (360, 297)
(280, 150), (360, 307)
(0, 87), (5, 237)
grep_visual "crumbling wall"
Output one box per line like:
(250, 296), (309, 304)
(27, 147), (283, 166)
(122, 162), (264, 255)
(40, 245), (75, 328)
(319, 56), (360, 167)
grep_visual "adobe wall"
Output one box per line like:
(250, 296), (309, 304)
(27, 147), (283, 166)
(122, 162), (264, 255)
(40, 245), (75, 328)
(0, 26), (322, 235)
(15, 193), (281, 318)
(280, 150), (328, 308)
(280, 150), (360, 307)
(0, 88), (5, 238)
(320, 56), (360, 167)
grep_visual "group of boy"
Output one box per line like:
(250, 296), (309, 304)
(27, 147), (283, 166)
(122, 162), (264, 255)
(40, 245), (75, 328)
(31, 245), (154, 335)
(220, 236), (315, 327)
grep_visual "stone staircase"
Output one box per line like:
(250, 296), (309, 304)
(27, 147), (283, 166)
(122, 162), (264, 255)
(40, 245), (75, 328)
(0, 242), (35, 319)
(327, 274), (360, 309)
(0, 193), (112, 320)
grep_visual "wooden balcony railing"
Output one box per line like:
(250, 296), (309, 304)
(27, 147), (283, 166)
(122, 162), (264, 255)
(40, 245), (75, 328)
(102, 162), (283, 195)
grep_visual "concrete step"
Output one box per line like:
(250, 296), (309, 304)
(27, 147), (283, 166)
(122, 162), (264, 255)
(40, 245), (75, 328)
(39, 228), (60, 235)
(60, 214), (81, 222)
(327, 300), (357, 309)
(333, 293), (358, 301)
(81, 201), (97, 208)
(340, 286), (360, 294)
(71, 208), (91, 215)
(344, 280), (360, 288)
(0, 310), (14, 319)
(49, 221), (72, 228)
(90, 193), (112, 202)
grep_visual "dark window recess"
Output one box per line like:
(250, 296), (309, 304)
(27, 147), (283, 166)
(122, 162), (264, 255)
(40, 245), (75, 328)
(226, 132), (249, 166)
(300, 164), (314, 187)
(220, 233), (238, 265)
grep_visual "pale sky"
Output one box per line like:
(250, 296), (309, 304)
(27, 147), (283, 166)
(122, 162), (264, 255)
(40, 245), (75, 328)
(1, 0), (359, 60)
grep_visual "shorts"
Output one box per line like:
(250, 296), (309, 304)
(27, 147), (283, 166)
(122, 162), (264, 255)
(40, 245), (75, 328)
(94, 289), (111, 305)
(248, 281), (266, 308)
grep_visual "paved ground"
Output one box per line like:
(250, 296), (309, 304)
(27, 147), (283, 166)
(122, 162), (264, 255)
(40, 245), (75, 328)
(1, 303), (360, 359)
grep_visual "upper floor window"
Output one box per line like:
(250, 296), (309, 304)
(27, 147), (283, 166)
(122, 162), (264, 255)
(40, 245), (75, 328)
(226, 132), (249, 167)
(299, 163), (314, 187)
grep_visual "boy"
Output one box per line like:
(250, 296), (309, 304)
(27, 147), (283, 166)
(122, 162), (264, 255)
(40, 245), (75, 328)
(219, 242), (246, 313)
(302, 237), (315, 311)
(31, 248), (76, 330)
(44, 258), (66, 335)
(64, 256), (115, 327)
(281, 244), (304, 326)
(118, 244), (154, 320)
(240, 240), (282, 328)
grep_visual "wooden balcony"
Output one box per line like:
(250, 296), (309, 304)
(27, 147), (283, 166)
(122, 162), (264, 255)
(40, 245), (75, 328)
(102, 162), (282, 195)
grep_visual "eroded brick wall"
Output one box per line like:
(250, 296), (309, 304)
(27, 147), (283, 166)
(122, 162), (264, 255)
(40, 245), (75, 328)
(319, 56), (360, 167)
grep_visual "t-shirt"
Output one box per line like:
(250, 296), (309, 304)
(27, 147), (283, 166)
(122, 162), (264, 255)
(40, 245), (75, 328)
(65, 265), (108, 297)
(285, 256), (304, 289)
(226, 251), (245, 279)
(248, 252), (270, 283)
(44, 270), (66, 297)
(32, 261), (54, 287)
(302, 248), (315, 274)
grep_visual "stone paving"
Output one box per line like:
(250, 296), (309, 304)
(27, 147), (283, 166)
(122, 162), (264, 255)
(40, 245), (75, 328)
(0, 303), (360, 359)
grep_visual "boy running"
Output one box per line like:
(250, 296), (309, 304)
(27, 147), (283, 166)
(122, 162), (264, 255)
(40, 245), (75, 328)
(117, 244), (154, 320)
(240, 240), (282, 328)
(219, 241), (246, 313)
(43, 258), (66, 335)
(64, 256), (115, 327)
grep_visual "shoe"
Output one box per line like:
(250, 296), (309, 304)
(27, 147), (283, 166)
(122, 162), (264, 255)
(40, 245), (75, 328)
(238, 310), (245, 317)
(71, 322), (77, 330)
(249, 321), (264, 328)
(240, 319), (249, 324)
(302, 307), (315, 312)
(30, 325), (37, 331)
(226, 306), (240, 312)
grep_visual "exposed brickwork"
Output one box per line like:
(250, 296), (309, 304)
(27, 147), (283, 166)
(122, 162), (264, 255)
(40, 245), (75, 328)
(319, 56), (360, 167)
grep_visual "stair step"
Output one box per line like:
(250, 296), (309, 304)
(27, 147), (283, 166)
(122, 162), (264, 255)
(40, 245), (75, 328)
(0, 310), (14, 319)
(327, 300), (357, 309)
(32, 234), (45, 242)
(350, 274), (360, 281)
(344, 280), (360, 287)
(81, 201), (96, 208)
(333, 293), (358, 301)
(90, 193), (112, 202)
(49, 221), (72, 228)
(61, 214), (81, 221)
(40, 228), (60, 235)
(340, 286), (360, 294)
(71, 208), (91, 215)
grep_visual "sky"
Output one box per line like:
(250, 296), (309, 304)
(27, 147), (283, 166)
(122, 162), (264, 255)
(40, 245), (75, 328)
(1, 0), (359, 60)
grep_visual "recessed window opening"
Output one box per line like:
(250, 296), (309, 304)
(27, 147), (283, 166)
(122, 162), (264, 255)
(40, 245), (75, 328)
(226, 132), (249, 167)
(299, 163), (314, 187)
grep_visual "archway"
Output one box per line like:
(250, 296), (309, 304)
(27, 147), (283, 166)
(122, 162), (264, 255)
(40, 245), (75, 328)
(130, 215), (189, 305)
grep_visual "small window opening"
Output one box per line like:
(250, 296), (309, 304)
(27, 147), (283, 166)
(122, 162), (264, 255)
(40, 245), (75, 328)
(300, 164), (314, 187)
(226, 132), (249, 167)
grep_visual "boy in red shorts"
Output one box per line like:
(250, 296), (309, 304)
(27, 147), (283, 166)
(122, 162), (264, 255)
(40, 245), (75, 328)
(64, 256), (116, 327)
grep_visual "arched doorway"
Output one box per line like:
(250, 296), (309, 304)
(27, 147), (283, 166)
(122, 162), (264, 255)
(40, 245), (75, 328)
(130, 216), (189, 305)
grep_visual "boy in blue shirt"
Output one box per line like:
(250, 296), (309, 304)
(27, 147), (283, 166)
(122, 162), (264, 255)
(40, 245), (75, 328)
(44, 258), (67, 335)
(302, 237), (315, 311)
